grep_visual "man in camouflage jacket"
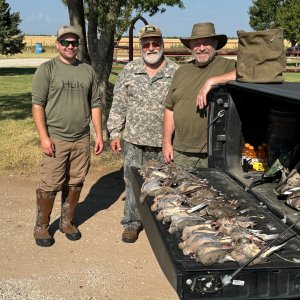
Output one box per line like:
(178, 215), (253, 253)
(107, 25), (178, 243)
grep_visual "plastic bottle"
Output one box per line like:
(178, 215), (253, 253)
(241, 143), (250, 166)
(257, 144), (268, 171)
(246, 145), (257, 169)
(257, 145), (266, 163)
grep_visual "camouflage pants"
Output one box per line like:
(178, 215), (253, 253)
(122, 141), (162, 230)
(174, 150), (208, 169)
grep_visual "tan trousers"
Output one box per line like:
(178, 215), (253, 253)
(38, 136), (90, 192)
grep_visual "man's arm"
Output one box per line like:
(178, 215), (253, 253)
(32, 104), (55, 157)
(107, 71), (127, 154)
(162, 108), (175, 163)
(196, 69), (236, 109)
(91, 108), (103, 155)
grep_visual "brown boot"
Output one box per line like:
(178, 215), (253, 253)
(59, 185), (82, 241)
(122, 228), (139, 243)
(34, 189), (56, 247)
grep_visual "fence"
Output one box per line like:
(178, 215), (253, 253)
(23, 35), (300, 71)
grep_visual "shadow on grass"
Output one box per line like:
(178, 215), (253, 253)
(49, 168), (125, 236)
(0, 92), (32, 120)
(0, 68), (35, 120)
(0, 67), (36, 76)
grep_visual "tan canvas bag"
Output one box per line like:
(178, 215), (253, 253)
(236, 29), (286, 83)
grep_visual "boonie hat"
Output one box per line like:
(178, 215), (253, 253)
(57, 25), (80, 40)
(180, 22), (227, 50)
(138, 25), (162, 40)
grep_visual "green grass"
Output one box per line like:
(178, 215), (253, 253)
(283, 72), (300, 82)
(0, 66), (299, 174)
(0, 67), (40, 173)
(0, 67), (122, 174)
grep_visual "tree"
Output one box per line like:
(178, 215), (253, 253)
(276, 0), (300, 46)
(64, 0), (184, 138)
(66, 0), (90, 63)
(248, 0), (284, 30)
(248, 0), (300, 46)
(0, 0), (25, 55)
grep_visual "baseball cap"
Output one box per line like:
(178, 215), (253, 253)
(57, 25), (80, 40)
(138, 25), (162, 40)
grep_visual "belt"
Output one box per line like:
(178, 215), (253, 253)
(176, 150), (208, 158)
(138, 145), (161, 153)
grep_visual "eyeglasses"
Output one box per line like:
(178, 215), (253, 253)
(141, 41), (161, 49)
(59, 39), (79, 47)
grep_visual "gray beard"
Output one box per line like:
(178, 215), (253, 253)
(192, 49), (216, 66)
(143, 48), (164, 65)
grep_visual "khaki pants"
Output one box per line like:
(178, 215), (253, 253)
(38, 136), (90, 192)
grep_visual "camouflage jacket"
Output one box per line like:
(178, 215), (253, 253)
(107, 57), (178, 147)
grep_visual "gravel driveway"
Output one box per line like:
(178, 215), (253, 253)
(0, 58), (50, 67)
(0, 168), (178, 300)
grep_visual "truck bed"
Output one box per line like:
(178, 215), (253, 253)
(132, 167), (300, 300)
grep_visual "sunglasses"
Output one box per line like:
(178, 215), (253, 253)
(59, 39), (79, 47)
(141, 41), (161, 49)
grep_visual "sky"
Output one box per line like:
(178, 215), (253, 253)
(6, 0), (253, 38)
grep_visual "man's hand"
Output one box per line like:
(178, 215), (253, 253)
(110, 138), (122, 154)
(41, 137), (55, 157)
(196, 78), (213, 109)
(163, 142), (174, 163)
(94, 137), (104, 155)
(196, 70), (236, 109)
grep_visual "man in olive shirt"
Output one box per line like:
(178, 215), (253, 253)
(32, 25), (104, 247)
(163, 22), (236, 168)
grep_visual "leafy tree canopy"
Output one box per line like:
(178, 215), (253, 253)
(77, 0), (184, 39)
(0, 0), (25, 55)
(276, 0), (300, 46)
(248, 0), (300, 45)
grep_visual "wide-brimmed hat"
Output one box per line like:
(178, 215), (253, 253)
(57, 25), (80, 40)
(180, 22), (227, 50)
(138, 25), (162, 40)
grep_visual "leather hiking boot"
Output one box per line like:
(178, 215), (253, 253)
(60, 185), (82, 241)
(59, 219), (81, 241)
(34, 224), (54, 247)
(122, 228), (139, 243)
(34, 189), (56, 247)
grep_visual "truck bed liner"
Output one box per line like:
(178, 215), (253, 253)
(132, 167), (300, 300)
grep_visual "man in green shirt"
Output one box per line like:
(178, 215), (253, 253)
(163, 22), (236, 168)
(32, 25), (104, 247)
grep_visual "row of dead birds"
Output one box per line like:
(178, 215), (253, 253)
(274, 166), (300, 210)
(139, 160), (284, 267)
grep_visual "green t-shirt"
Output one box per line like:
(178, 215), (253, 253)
(32, 57), (102, 141)
(165, 56), (236, 153)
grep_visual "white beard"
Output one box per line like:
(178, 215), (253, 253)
(143, 48), (164, 65)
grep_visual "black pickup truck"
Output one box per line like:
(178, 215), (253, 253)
(132, 82), (300, 300)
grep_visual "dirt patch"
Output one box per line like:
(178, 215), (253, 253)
(0, 167), (178, 300)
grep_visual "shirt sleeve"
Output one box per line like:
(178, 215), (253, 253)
(164, 70), (178, 111)
(31, 63), (51, 106)
(107, 70), (127, 139)
(90, 68), (104, 109)
(226, 59), (236, 72)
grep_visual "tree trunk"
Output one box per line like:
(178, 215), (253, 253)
(88, 0), (121, 141)
(66, 0), (123, 141)
(66, 0), (90, 64)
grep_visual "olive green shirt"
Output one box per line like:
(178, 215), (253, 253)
(32, 57), (103, 141)
(165, 56), (236, 152)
